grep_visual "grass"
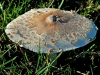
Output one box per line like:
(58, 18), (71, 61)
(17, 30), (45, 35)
(0, 0), (100, 75)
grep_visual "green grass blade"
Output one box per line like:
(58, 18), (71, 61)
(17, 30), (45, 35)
(0, 57), (16, 68)
(58, 0), (65, 9)
(36, 52), (62, 75)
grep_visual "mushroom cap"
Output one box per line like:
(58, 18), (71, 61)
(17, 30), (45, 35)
(5, 8), (98, 53)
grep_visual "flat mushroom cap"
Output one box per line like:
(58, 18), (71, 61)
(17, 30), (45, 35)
(5, 8), (98, 53)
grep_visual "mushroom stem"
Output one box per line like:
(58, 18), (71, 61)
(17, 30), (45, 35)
(47, 52), (62, 66)
(47, 53), (57, 66)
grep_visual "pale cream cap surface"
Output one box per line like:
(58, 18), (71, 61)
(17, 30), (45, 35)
(5, 8), (98, 53)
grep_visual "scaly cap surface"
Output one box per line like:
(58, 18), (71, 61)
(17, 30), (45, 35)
(5, 8), (98, 53)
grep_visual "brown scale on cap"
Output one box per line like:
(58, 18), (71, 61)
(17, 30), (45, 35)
(49, 48), (55, 53)
(81, 33), (86, 38)
(71, 10), (76, 14)
(44, 42), (47, 46)
(19, 28), (25, 34)
(70, 38), (78, 44)
(11, 31), (17, 34)
(18, 40), (23, 46)
(69, 32), (78, 44)
(61, 34), (67, 40)
(24, 36), (27, 39)
(7, 33), (13, 38)
(58, 48), (62, 51)
(50, 39), (56, 44)
(27, 41), (31, 44)
(14, 26), (18, 29)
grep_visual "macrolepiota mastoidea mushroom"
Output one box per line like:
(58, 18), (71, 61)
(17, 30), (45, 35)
(5, 8), (98, 66)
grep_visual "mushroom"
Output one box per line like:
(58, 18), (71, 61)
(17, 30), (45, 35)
(5, 8), (98, 66)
